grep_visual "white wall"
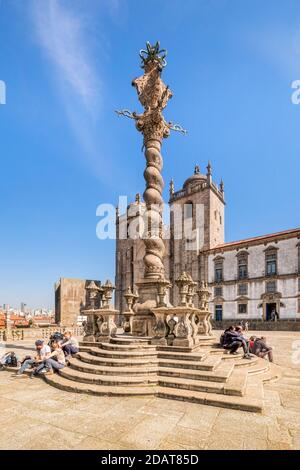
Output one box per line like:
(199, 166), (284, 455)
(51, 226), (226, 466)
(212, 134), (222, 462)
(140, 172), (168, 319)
(209, 236), (299, 319)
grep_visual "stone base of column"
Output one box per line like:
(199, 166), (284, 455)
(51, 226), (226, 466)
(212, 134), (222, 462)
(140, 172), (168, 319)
(132, 279), (158, 336)
(82, 308), (119, 342)
(83, 334), (97, 342)
(149, 305), (213, 348)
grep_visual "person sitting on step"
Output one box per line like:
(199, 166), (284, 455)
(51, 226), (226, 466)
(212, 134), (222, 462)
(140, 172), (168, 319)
(32, 341), (66, 378)
(15, 340), (51, 376)
(220, 326), (234, 347)
(253, 336), (274, 362)
(223, 326), (252, 359)
(61, 331), (79, 357)
(249, 336), (257, 354)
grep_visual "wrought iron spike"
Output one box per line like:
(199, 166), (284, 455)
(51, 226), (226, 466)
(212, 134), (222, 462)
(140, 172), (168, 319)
(169, 123), (187, 135)
(115, 109), (135, 119)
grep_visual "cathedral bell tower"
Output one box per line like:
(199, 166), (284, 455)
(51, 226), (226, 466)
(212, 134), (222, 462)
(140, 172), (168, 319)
(168, 163), (225, 305)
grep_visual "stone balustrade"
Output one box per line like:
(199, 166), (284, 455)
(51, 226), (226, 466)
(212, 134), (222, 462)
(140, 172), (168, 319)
(120, 272), (213, 348)
(81, 279), (119, 342)
(0, 326), (84, 342)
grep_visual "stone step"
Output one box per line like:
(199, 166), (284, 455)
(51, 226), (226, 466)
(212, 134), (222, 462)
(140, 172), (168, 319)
(110, 336), (152, 345)
(100, 342), (157, 352)
(77, 351), (159, 368)
(88, 347), (158, 359)
(158, 356), (221, 371)
(157, 350), (207, 362)
(59, 366), (158, 387)
(158, 369), (247, 396)
(157, 339), (215, 353)
(157, 386), (263, 413)
(79, 341), (101, 348)
(44, 373), (156, 397)
(158, 362), (234, 384)
(247, 363), (269, 375)
(43, 373), (263, 412)
(69, 357), (158, 376)
(233, 356), (260, 368)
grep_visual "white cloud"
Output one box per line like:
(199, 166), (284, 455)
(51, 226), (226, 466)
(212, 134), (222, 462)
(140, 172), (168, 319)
(30, 0), (110, 181)
(31, 0), (100, 111)
(247, 23), (300, 80)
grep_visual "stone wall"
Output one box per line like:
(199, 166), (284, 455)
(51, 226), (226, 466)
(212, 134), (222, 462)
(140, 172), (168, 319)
(212, 319), (300, 331)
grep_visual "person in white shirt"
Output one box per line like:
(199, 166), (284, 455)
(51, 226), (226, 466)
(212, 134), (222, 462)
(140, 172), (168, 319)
(33, 341), (66, 377)
(16, 340), (51, 376)
(61, 331), (79, 357)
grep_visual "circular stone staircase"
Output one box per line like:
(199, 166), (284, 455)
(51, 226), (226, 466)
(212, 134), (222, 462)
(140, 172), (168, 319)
(44, 335), (282, 413)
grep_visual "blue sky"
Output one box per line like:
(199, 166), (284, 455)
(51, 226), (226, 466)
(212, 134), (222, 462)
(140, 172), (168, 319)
(0, 0), (299, 309)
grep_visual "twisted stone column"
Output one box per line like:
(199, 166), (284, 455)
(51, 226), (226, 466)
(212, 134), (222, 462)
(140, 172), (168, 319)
(143, 138), (165, 278)
(131, 45), (172, 280)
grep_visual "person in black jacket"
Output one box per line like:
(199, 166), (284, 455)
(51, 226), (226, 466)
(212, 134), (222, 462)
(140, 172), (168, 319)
(223, 326), (251, 359)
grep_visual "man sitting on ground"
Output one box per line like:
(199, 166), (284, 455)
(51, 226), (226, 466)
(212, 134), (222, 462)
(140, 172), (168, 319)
(33, 341), (66, 377)
(253, 336), (274, 362)
(16, 340), (51, 376)
(61, 331), (79, 357)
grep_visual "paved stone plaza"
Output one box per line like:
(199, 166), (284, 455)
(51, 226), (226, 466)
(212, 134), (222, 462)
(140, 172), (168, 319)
(0, 330), (299, 450)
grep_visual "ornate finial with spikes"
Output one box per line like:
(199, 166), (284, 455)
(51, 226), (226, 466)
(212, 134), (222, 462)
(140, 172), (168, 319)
(169, 178), (175, 197)
(139, 41), (167, 69)
(194, 165), (200, 175)
(220, 179), (224, 193)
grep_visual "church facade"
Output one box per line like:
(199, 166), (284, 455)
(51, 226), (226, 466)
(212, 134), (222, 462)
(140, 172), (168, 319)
(115, 164), (300, 321)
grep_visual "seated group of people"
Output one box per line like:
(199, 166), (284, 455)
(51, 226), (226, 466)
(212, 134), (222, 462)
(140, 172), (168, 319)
(15, 331), (79, 378)
(220, 326), (273, 362)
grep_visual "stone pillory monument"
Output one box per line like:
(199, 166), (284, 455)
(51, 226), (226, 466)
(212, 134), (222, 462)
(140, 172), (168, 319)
(45, 44), (281, 413)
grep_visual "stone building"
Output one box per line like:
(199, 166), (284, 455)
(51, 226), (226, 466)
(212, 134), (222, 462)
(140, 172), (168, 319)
(115, 164), (300, 320)
(55, 277), (100, 326)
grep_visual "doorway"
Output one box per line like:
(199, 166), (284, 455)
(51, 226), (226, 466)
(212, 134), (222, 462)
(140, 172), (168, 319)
(266, 303), (276, 321)
(215, 304), (223, 321)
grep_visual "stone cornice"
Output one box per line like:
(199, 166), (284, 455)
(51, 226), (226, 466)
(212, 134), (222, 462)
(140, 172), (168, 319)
(202, 229), (300, 255)
(209, 272), (299, 287)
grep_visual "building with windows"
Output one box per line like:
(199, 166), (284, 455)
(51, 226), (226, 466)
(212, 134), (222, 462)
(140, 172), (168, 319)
(115, 164), (300, 321)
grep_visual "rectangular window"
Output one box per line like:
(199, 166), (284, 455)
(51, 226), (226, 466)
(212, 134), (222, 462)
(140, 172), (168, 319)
(238, 303), (247, 314)
(238, 283), (248, 296)
(266, 252), (277, 276)
(214, 286), (223, 297)
(215, 304), (223, 321)
(215, 265), (223, 282)
(266, 281), (276, 293)
(238, 264), (248, 279)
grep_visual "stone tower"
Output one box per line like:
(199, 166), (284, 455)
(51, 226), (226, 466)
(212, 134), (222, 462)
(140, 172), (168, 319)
(168, 163), (225, 306)
(115, 164), (225, 313)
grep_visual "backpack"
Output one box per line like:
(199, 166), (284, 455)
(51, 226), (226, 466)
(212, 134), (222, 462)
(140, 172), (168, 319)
(49, 332), (64, 346)
(6, 352), (18, 367)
